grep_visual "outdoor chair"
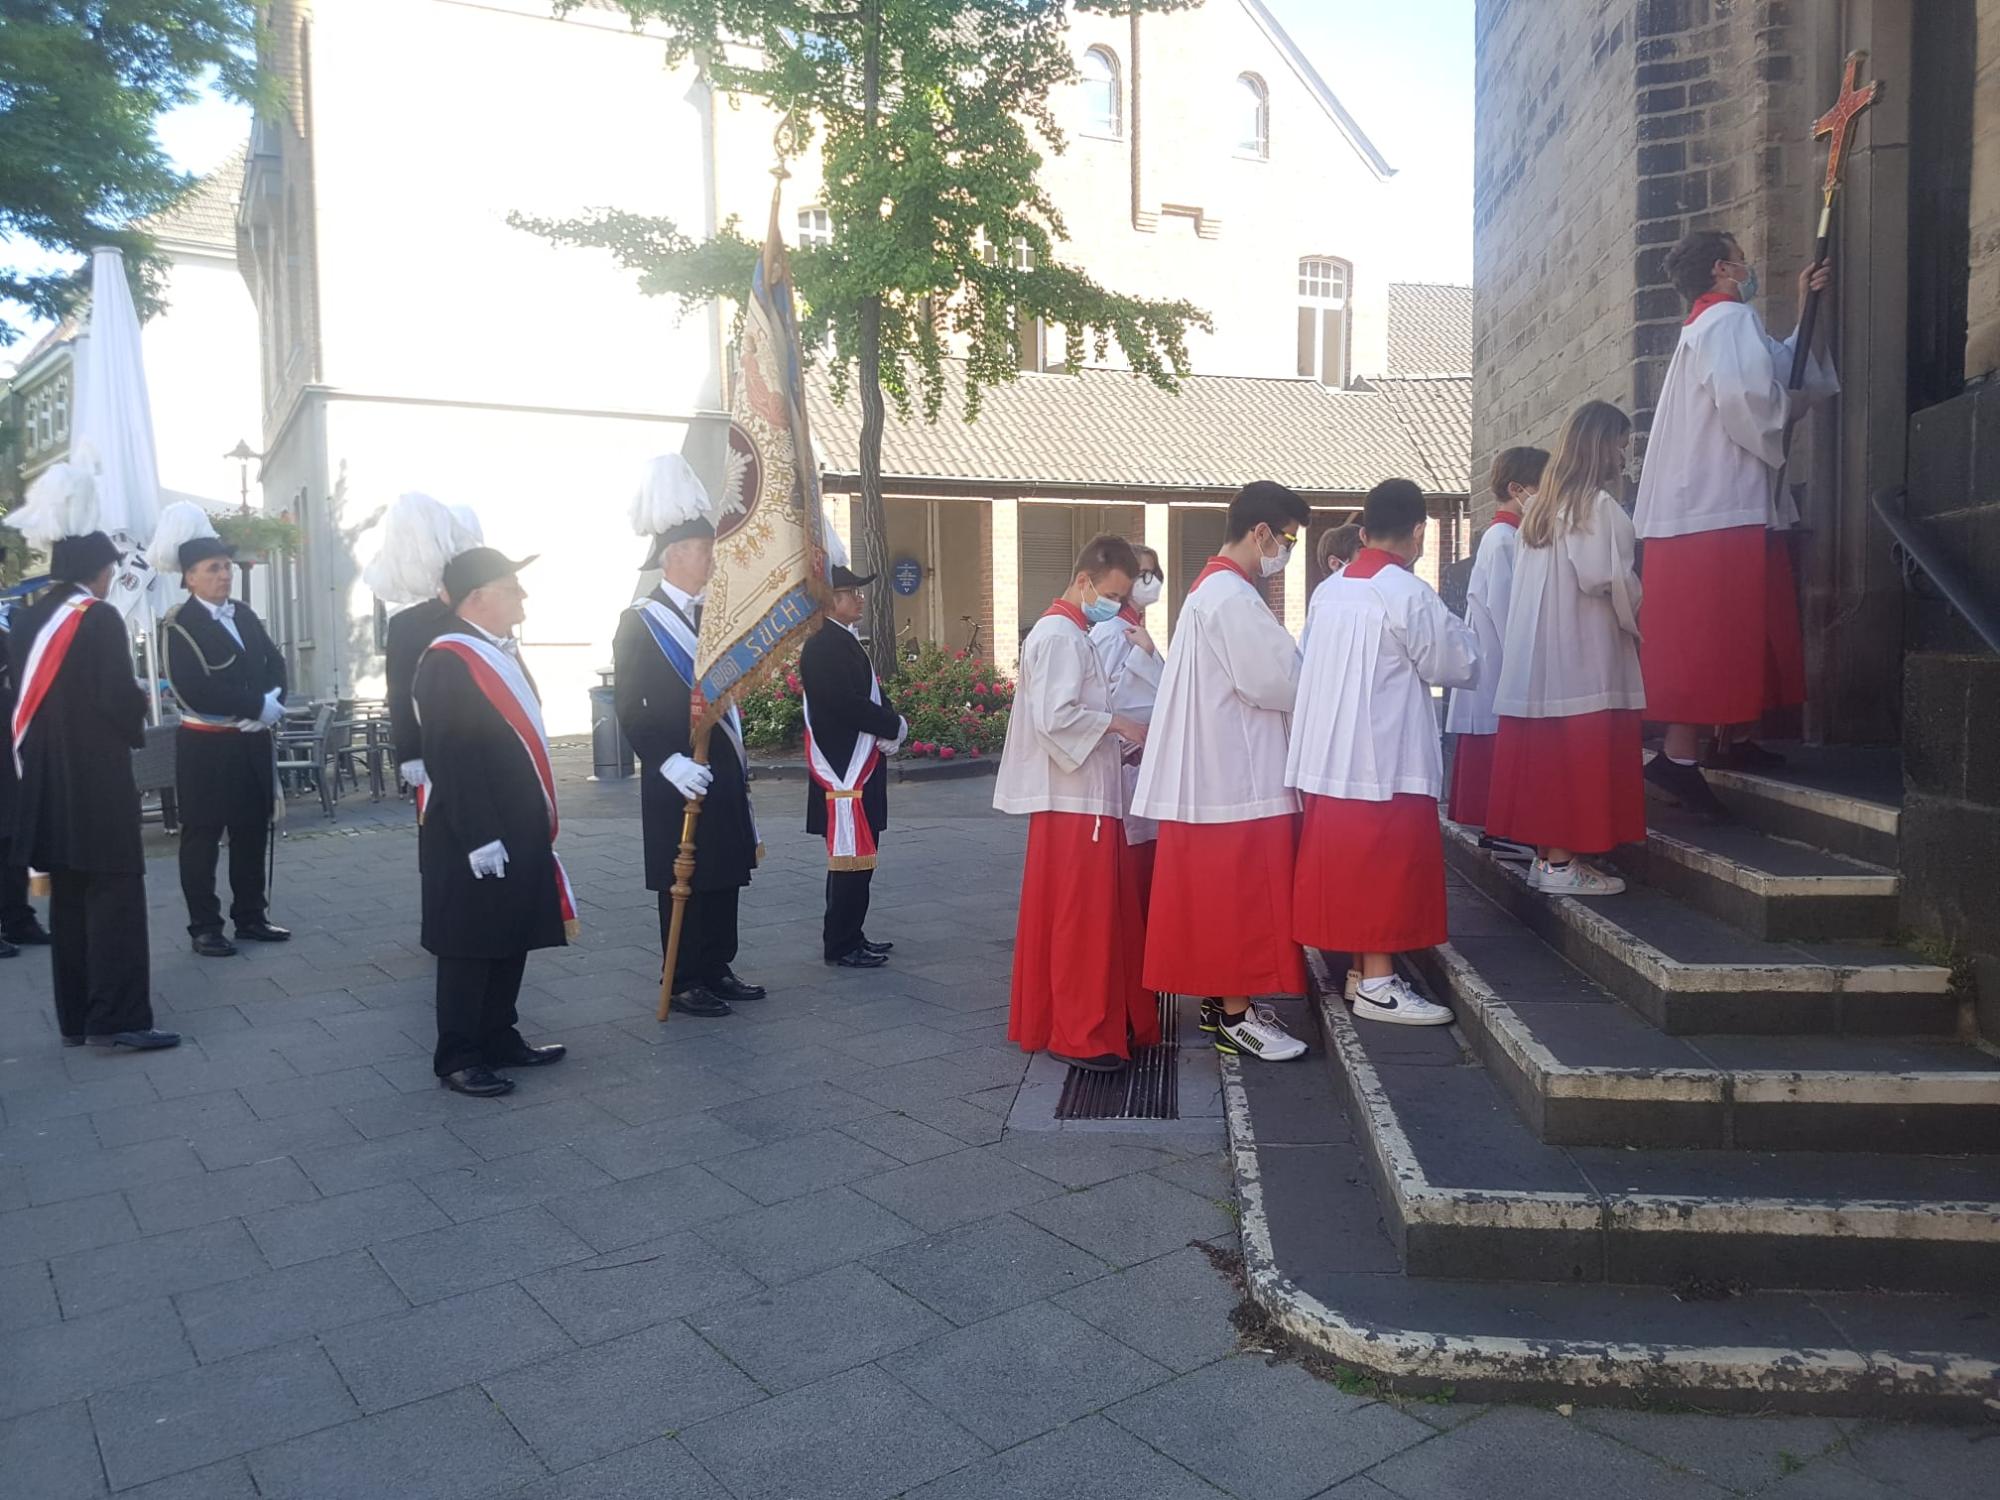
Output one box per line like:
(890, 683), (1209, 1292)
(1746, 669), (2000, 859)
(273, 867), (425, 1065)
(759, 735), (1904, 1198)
(274, 703), (338, 819)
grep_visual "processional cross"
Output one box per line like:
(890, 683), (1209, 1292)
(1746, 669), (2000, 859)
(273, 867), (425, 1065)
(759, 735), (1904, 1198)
(1790, 52), (1882, 385)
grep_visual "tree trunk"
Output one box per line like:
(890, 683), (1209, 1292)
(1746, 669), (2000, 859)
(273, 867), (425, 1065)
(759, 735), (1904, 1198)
(854, 0), (896, 676)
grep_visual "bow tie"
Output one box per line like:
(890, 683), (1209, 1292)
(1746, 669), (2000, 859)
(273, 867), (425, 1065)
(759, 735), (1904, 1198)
(212, 602), (236, 620)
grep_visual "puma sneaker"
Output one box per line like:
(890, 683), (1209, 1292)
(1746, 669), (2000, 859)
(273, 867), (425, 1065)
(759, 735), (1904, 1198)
(1530, 858), (1626, 896)
(1198, 998), (1222, 1034)
(1344, 973), (1453, 1027)
(1213, 1003), (1308, 1062)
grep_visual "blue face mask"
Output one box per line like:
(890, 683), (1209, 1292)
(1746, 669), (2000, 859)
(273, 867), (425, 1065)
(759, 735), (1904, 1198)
(1081, 586), (1121, 625)
(1726, 262), (1758, 300)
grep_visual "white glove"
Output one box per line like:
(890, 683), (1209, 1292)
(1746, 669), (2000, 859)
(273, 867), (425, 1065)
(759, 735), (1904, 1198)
(258, 688), (285, 727)
(883, 716), (909, 755)
(400, 759), (428, 788)
(661, 753), (714, 799)
(468, 840), (509, 879)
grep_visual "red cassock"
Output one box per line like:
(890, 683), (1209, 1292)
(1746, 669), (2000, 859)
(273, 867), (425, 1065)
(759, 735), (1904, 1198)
(1639, 525), (1805, 727)
(1144, 814), (1306, 998)
(1446, 732), (1498, 829)
(1123, 835), (1156, 921)
(1008, 811), (1157, 1059)
(1293, 793), (1448, 954)
(1485, 710), (1646, 855)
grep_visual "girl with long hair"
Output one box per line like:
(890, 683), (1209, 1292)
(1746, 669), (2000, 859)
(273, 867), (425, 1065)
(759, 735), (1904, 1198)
(1485, 401), (1646, 894)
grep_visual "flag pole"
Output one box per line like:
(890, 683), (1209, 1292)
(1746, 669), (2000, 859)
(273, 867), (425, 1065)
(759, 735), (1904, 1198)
(656, 724), (713, 1023)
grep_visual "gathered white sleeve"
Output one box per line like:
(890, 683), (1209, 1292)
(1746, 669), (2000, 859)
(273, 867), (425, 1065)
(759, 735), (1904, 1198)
(1699, 313), (1793, 469)
(1568, 495), (1644, 639)
(1026, 633), (1112, 774)
(1771, 326), (1840, 410)
(1401, 589), (1481, 691)
(1213, 595), (1300, 714)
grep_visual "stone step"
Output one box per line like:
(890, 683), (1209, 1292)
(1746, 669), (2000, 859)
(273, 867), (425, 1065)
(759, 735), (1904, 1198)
(1700, 758), (1901, 869)
(1289, 955), (2000, 1300)
(1223, 988), (2000, 1417)
(1611, 807), (1900, 943)
(1410, 884), (2000, 1152)
(1441, 821), (1955, 1036)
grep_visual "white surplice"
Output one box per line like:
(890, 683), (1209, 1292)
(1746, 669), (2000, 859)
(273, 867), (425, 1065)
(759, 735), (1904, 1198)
(1286, 558), (1479, 802)
(1634, 298), (1838, 539)
(1443, 519), (1520, 738)
(992, 610), (1123, 818)
(1494, 491), (1645, 719)
(1089, 611), (1165, 845)
(1130, 565), (1300, 825)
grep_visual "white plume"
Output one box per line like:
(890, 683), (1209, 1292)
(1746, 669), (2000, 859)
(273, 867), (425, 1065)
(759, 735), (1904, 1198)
(9, 461), (101, 549)
(629, 454), (715, 538)
(145, 501), (220, 576)
(448, 505), (484, 550)
(362, 492), (466, 605)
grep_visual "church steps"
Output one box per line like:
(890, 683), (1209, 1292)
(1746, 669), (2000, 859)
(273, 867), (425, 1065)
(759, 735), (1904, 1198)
(1407, 898), (2000, 1153)
(1441, 821), (1954, 1036)
(1700, 761), (1902, 869)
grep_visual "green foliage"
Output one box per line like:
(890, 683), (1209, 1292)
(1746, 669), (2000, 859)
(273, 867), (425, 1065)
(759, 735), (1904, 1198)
(214, 510), (299, 558)
(735, 643), (806, 752)
(0, 520), (26, 587)
(888, 640), (1011, 758)
(0, 2), (265, 346)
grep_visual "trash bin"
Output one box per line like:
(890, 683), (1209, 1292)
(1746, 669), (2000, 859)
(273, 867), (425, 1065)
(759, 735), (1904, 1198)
(589, 676), (633, 781)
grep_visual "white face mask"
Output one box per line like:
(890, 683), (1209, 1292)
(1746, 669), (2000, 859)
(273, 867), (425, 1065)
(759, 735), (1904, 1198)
(1130, 574), (1163, 608)
(1258, 531), (1293, 578)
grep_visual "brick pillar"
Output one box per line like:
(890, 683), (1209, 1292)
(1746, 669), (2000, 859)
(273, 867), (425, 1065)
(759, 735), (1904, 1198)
(990, 497), (1020, 677)
(1144, 501), (1172, 646)
(825, 491), (854, 566)
(1283, 521), (1308, 637)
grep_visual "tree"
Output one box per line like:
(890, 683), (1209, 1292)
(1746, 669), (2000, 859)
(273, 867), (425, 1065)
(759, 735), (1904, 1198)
(517, 0), (1210, 670)
(0, 1), (262, 347)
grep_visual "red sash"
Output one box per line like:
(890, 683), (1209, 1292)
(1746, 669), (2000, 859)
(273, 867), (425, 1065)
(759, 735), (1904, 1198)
(1044, 598), (1090, 631)
(426, 636), (579, 937)
(802, 638), (886, 870)
(1491, 510), (1521, 529)
(1343, 547), (1404, 580)
(11, 593), (96, 778)
(1192, 554), (1253, 591)
(1685, 290), (1738, 324)
(1116, 601), (1143, 626)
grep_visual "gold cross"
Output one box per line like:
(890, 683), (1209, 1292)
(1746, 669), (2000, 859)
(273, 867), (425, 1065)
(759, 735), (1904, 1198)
(1813, 51), (1883, 198)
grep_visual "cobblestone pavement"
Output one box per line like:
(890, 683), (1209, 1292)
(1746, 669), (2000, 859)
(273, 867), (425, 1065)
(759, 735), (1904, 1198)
(1, 755), (1989, 1497)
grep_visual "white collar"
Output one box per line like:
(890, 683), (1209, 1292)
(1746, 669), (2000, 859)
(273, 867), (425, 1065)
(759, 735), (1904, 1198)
(460, 617), (516, 650)
(197, 594), (236, 618)
(836, 618), (862, 639)
(658, 578), (705, 617)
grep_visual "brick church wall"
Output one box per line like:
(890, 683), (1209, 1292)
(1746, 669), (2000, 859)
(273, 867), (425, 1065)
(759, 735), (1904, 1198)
(1967, 0), (2000, 378)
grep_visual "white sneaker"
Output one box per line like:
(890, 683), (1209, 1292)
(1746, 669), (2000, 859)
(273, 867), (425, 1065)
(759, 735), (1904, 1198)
(1347, 974), (1453, 1027)
(1215, 1002), (1308, 1062)
(1530, 858), (1626, 896)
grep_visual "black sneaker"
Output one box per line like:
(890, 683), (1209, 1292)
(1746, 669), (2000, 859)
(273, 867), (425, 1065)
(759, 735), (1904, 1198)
(1643, 755), (1733, 823)
(1707, 739), (1787, 771)
(1198, 999), (1222, 1034)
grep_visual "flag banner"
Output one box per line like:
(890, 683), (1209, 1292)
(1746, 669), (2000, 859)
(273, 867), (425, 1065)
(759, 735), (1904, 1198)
(693, 204), (829, 735)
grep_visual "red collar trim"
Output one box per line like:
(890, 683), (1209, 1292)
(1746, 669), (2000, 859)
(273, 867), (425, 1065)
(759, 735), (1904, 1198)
(1193, 554), (1253, 590)
(1685, 290), (1739, 325)
(1342, 547), (1405, 580)
(1117, 601), (1143, 626)
(1491, 510), (1521, 529)
(1044, 598), (1089, 631)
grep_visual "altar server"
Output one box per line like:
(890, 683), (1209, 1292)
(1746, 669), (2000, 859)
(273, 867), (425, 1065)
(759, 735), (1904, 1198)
(1132, 481), (1311, 1062)
(365, 496), (485, 794)
(1444, 447), (1545, 852)
(613, 455), (764, 1018)
(995, 533), (1154, 1073)
(413, 547), (571, 1096)
(799, 565), (905, 967)
(1636, 230), (1836, 814)
(153, 504), (289, 957)
(1088, 543), (1164, 906)
(1288, 478), (1476, 1025)
(1487, 401), (1646, 894)
(9, 464), (176, 1049)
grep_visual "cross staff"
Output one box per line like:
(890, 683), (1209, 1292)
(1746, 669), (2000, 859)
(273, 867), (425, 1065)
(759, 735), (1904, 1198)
(1788, 51), (1881, 389)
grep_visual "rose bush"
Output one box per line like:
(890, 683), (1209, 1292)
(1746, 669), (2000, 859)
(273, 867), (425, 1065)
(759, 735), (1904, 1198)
(726, 637), (1015, 758)
(734, 643), (805, 751)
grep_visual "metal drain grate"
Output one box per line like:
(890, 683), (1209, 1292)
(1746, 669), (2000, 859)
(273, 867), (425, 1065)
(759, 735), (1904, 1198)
(1054, 994), (1180, 1121)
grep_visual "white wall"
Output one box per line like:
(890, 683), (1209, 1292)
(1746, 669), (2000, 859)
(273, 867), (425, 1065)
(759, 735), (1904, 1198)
(147, 246), (263, 508)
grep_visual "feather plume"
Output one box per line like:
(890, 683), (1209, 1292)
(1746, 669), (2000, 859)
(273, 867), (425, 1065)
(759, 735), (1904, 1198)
(628, 454), (715, 538)
(447, 505), (484, 551)
(362, 492), (466, 605)
(10, 462), (101, 549)
(145, 501), (220, 575)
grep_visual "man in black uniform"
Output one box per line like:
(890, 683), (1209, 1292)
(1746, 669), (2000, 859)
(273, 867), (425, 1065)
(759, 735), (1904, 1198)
(386, 594), (455, 789)
(161, 530), (290, 956)
(11, 532), (177, 1050)
(0, 548), (53, 957)
(799, 565), (906, 967)
(413, 546), (569, 1097)
(363, 493), (483, 798)
(613, 496), (764, 1018)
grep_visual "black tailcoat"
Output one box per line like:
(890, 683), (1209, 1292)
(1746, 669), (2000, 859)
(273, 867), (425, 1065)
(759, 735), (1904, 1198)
(386, 599), (456, 764)
(414, 635), (567, 959)
(9, 586), (147, 874)
(164, 599), (286, 825)
(612, 590), (757, 893)
(799, 620), (899, 841)
(0, 615), (18, 837)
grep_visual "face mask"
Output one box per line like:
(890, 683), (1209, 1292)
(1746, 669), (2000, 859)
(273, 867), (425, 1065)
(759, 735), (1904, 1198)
(1081, 587), (1122, 625)
(1259, 532), (1293, 578)
(1130, 574), (1163, 608)
(1726, 262), (1758, 300)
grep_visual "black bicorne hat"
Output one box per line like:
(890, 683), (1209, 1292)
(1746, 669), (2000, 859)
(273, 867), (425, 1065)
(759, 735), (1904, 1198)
(442, 546), (537, 605)
(642, 515), (717, 570)
(50, 532), (121, 584)
(828, 565), (878, 590)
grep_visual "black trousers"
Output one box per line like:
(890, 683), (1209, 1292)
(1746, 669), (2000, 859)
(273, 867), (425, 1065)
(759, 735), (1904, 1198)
(48, 869), (153, 1039)
(659, 885), (740, 991)
(823, 868), (874, 960)
(179, 804), (271, 936)
(433, 952), (529, 1076)
(0, 843), (36, 936)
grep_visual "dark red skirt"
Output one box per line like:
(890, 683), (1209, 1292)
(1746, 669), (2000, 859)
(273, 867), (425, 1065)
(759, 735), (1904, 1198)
(1640, 526), (1805, 726)
(1447, 732), (1497, 829)
(1293, 794), (1447, 954)
(1486, 711), (1646, 855)
(1145, 815), (1306, 998)
(1009, 812), (1156, 1060)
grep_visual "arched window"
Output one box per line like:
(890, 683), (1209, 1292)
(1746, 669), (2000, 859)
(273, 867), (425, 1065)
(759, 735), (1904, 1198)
(1236, 73), (1269, 158)
(797, 206), (832, 249)
(1297, 256), (1350, 387)
(1081, 47), (1121, 138)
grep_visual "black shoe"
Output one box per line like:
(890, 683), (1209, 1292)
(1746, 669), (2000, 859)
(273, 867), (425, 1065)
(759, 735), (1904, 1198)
(191, 931), (239, 958)
(828, 948), (889, 969)
(3, 919), (51, 945)
(235, 921), (292, 943)
(1198, 999), (1222, 1034)
(1478, 834), (1535, 864)
(87, 1029), (181, 1052)
(669, 985), (733, 1018)
(712, 969), (766, 1003)
(860, 938), (894, 955)
(1707, 739), (1787, 771)
(61, 1035), (84, 1048)
(440, 1066), (515, 1097)
(1051, 1051), (1128, 1073)
(1643, 755), (1733, 823)
(491, 1043), (566, 1068)
(0, 935), (15, 959)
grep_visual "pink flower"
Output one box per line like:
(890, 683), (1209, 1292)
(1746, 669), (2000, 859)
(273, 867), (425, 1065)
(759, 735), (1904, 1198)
(954, 649), (966, 660)
(914, 680), (929, 691)
(973, 682), (988, 696)
(785, 673), (800, 691)
(940, 746), (956, 759)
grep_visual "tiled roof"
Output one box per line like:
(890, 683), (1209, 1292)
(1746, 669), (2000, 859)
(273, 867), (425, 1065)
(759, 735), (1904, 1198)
(1368, 375), (1473, 497)
(138, 149), (246, 252)
(1384, 282), (1473, 376)
(806, 363), (1432, 498)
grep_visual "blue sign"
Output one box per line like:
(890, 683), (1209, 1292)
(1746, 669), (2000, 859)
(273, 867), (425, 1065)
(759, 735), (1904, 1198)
(891, 557), (923, 597)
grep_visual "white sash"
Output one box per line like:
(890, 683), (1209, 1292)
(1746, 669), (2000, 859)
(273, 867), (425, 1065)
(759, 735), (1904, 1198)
(636, 599), (749, 772)
(800, 643), (883, 868)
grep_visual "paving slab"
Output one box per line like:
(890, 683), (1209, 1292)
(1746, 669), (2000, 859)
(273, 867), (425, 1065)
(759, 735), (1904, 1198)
(851, 1143), (1063, 1233)
(1055, 1244), (1248, 1374)
(368, 1204), (595, 1304)
(0, 1297), (192, 1420)
(544, 1160), (757, 1250)
(498, 1436), (732, 1500)
(905, 1414), (1231, 1500)
(175, 1248), (409, 1363)
(248, 1386), (548, 1500)
(518, 1230), (763, 1345)
(695, 1183), (923, 1285)
(700, 1126), (902, 1203)
(1363, 1407), (1733, 1499)
(865, 1210), (1110, 1326)
(1018, 1168), (1237, 1267)
(52, 1217), (268, 1319)
(692, 1262), (949, 1392)
(243, 1179), (451, 1267)
(0, 1399), (103, 1500)
(320, 1281), (575, 1412)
